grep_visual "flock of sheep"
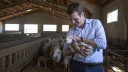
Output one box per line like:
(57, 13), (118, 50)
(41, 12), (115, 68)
(36, 34), (94, 72)
(37, 37), (69, 71)
(37, 34), (93, 72)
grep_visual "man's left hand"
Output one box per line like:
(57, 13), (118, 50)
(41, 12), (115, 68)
(79, 45), (93, 57)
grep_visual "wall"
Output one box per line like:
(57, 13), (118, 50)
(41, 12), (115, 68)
(120, 0), (128, 40)
(0, 22), (2, 33)
(101, 0), (126, 40)
(3, 11), (72, 34)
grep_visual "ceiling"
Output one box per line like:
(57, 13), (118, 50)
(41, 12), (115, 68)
(0, 0), (110, 21)
(85, 0), (107, 5)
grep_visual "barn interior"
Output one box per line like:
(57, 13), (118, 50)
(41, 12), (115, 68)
(0, 0), (128, 72)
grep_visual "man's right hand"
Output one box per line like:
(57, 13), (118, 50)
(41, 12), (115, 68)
(70, 39), (80, 53)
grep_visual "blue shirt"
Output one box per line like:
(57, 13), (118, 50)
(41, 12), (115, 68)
(63, 18), (107, 63)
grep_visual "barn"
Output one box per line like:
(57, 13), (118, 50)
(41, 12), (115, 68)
(0, 0), (128, 72)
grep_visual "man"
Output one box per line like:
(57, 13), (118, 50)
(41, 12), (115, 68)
(63, 2), (107, 72)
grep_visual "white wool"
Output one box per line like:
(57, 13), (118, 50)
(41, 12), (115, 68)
(66, 34), (85, 59)
(63, 34), (93, 69)
(50, 45), (62, 63)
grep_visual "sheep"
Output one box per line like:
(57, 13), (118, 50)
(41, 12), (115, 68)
(49, 43), (62, 72)
(37, 37), (51, 67)
(66, 34), (93, 58)
(63, 34), (93, 69)
(37, 56), (50, 68)
(42, 42), (51, 57)
(37, 38), (63, 69)
(50, 44), (62, 63)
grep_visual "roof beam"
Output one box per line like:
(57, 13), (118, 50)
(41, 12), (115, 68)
(102, 0), (114, 6)
(4, 0), (12, 4)
(66, 0), (69, 7)
(0, 8), (39, 21)
(0, 3), (4, 7)
(0, 1), (28, 10)
(9, 8), (17, 12)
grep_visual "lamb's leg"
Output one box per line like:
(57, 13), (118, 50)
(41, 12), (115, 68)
(53, 61), (56, 67)
(37, 60), (40, 67)
(43, 61), (47, 68)
(53, 61), (56, 72)
(67, 63), (71, 72)
(37, 57), (41, 67)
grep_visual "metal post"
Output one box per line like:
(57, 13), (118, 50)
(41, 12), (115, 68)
(125, 42), (127, 72)
(105, 48), (108, 72)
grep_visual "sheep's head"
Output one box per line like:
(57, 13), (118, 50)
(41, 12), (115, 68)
(53, 48), (62, 62)
(50, 46), (62, 63)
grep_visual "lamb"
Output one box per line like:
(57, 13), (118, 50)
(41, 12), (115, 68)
(63, 34), (93, 69)
(37, 56), (50, 68)
(66, 34), (93, 58)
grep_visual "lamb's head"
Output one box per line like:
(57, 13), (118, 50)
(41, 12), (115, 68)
(66, 35), (74, 43)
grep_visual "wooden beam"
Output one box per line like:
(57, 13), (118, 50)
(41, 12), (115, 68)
(36, 4), (67, 17)
(9, 8), (17, 12)
(103, 0), (114, 6)
(0, 1), (28, 10)
(85, 0), (107, 5)
(31, 1), (67, 13)
(15, 6), (23, 10)
(4, 0), (12, 4)
(0, 1), (67, 21)
(23, 4), (30, 9)
(0, 0), (92, 21)
(0, 3), (4, 7)
(66, 0), (69, 7)
(56, 0), (59, 4)
(0, 8), (39, 21)
(0, 2), (34, 18)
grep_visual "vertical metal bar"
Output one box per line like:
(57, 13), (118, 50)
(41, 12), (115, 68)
(23, 49), (25, 57)
(105, 49), (108, 72)
(15, 52), (17, 62)
(125, 42), (127, 72)
(118, 37), (119, 48)
(9, 54), (12, 66)
(2, 57), (5, 70)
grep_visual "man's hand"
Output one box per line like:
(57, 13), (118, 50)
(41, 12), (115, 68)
(72, 35), (81, 42)
(72, 35), (97, 48)
(79, 45), (93, 57)
(70, 39), (80, 53)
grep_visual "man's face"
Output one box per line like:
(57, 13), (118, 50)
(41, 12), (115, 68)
(68, 12), (84, 27)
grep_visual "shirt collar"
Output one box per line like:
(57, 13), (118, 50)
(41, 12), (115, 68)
(86, 18), (90, 25)
(75, 18), (90, 30)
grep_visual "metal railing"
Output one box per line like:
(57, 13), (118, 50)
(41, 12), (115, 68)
(104, 42), (128, 72)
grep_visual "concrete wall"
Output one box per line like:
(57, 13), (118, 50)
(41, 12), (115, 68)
(101, 0), (126, 40)
(3, 11), (72, 34)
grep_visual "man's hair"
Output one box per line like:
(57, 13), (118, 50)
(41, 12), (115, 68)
(67, 2), (84, 16)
